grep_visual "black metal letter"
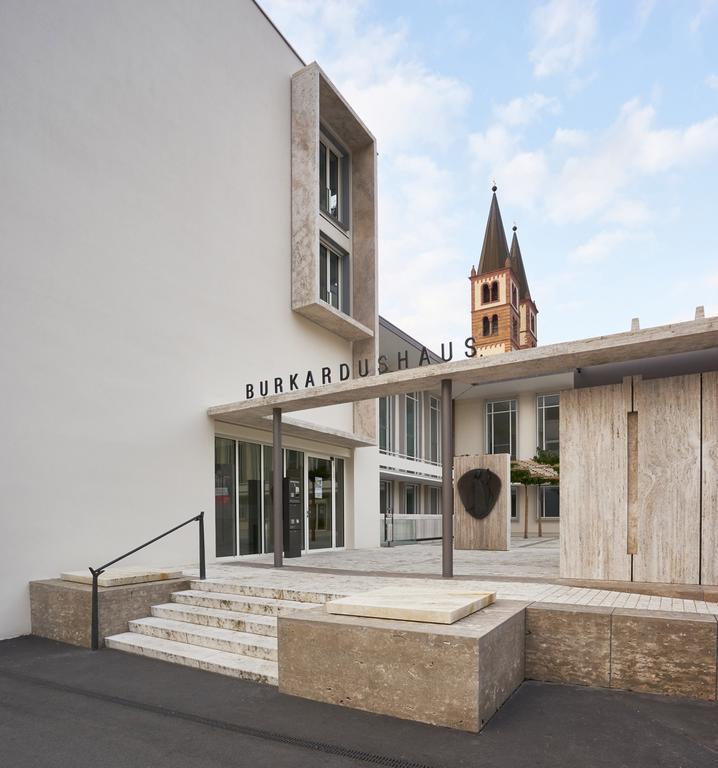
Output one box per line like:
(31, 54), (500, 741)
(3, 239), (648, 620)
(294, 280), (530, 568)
(378, 354), (389, 374)
(246, 383), (254, 399)
(305, 371), (315, 387)
(465, 336), (477, 357)
(289, 373), (299, 391)
(322, 367), (331, 384)
(441, 342), (453, 362)
(419, 346), (431, 366)
(358, 359), (369, 377)
(397, 350), (409, 370)
(274, 377), (283, 394)
(339, 363), (350, 381)
(259, 380), (269, 397)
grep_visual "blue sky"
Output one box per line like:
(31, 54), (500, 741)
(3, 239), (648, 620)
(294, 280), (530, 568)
(262, 0), (718, 350)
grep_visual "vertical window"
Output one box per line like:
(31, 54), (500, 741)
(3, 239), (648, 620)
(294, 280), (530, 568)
(429, 396), (440, 463)
(539, 485), (560, 518)
(335, 458), (345, 547)
(537, 394), (560, 453)
(511, 284), (518, 308)
(491, 314), (499, 335)
(319, 242), (348, 312)
(380, 480), (392, 516)
(491, 281), (499, 302)
(214, 437), (237, 557)
(404, 484), (418, 514)
(428, 486), (441, 515)
(379, 397), (393, 453)
(405, 393), (419, 459)
(530, 312), (536, 332)
(238, 441), (262, 555)
(319, 134), (348, 224)
(482, 316), (490, 337)
(511, 486), (518, 520)
(482, 283), (490, 304)
(486, 399), (517, 459)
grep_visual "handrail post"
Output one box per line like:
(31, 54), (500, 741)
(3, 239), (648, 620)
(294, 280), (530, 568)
(198, 511), (206, 580)
(90, 567), (102, 650)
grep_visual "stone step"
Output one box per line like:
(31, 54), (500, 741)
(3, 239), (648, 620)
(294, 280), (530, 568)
(151, 603), (277, 637)
(172, 589), (319, 616)
(105, 632), (278, 685)
(128, 617), (277, 661)
(189, 579), (341, 604)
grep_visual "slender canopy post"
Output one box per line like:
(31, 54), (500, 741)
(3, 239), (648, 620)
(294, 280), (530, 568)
(273, 407), (283, 568)
(441, 378), (454, 578)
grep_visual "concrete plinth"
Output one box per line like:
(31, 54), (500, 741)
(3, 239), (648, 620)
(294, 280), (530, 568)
(278, 600), (527, 732)
(30, 577), (191, 648)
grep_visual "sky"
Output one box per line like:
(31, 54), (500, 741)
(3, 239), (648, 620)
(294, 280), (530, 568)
(262, 0), (718, 351)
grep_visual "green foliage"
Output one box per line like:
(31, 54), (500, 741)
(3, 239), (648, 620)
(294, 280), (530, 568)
(510, 447), (560, 487)
(534, 447), (559, 469)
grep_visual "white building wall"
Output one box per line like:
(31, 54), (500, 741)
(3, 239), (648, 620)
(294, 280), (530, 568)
(0, 1), (376, 639)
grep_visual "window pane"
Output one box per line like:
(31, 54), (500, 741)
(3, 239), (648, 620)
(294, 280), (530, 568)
(492, 411), (511, 454)
(214, 437), (237, 557)
(379, 397), (388, 451)
(238, 441), (261, 555)
(263, 445), (273, 554)
(319, 245), (327, 303)
(405, 485), (416, 514)
(335, 458), (344, 547)
(329, 251), (339, 308)
(544, 407), (559, 452)
(542, 486), (560, 518)
(329, 150), (339, 216)
(319, 142), (327, 210)
(406, 394), (417, 458)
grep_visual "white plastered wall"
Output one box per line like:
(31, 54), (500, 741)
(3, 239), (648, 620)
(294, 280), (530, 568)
(0, 0), (377, 638)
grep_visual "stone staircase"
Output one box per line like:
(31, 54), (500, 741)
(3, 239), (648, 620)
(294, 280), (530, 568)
(105, 578), (336, 685)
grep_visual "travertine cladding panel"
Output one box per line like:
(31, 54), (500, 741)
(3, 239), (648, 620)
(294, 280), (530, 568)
(633, 374), (702, 584)
(454, 454), (511, 551)
(525, 603), (612, 687)
(701, 371), (718, 585)
(29, 578), (190, 648)
(560, 383), (631, 581)
(610, 609), (718, 700)
(278, 600), (527, 732)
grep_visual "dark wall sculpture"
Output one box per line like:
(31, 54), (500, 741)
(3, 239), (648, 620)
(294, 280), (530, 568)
(457, 469), (502, 520)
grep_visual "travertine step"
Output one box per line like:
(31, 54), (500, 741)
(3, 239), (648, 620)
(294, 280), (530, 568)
(128, 616), (277, 660)
(151, 602), (277, 637)
(172, 589), (319, 616)
(189, 579), (341, 604)
(105, 633), (278, 685)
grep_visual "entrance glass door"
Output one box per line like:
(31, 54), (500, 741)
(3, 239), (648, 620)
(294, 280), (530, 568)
(307, 456), (333, 550)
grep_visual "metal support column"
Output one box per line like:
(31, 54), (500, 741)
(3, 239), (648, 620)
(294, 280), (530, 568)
(441, 378), (454, 578)
(273, 407), (283, 568)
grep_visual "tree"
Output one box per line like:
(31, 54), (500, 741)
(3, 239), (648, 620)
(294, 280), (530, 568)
(511, 449), (559, 539)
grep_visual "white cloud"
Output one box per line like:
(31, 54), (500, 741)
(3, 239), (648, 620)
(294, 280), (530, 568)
(568, 229), (652, 265)
(552, 127), (588, 148)
(689, 0), (717, 33)
(706, 74), (718, 90)
(603, 198), (653, 227)
(493, 93), (560, 126)
(529, 0), (598, 78)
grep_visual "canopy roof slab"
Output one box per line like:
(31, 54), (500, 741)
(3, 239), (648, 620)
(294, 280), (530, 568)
(208, 317), (718, 424)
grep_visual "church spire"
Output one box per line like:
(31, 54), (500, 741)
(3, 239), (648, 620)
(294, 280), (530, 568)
(509, 224), (531, 300)
(477, 185), (510, 275)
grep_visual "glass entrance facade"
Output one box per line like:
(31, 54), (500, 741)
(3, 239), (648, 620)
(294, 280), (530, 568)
(214, 437), (344, 557)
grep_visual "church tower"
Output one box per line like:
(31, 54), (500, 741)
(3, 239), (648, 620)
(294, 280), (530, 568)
(470, 186), (537, 355)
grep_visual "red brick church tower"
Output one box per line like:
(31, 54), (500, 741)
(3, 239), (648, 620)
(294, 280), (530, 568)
(470, 185), (538, 354)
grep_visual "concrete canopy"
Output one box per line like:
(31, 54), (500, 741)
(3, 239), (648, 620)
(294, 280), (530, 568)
(208, 316), (718, 426)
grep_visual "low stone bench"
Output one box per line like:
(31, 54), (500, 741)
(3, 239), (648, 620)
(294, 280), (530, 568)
(525, 603), (718, 701)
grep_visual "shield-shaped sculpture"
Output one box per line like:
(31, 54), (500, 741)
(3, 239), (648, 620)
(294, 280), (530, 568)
(457, 468), (502, 520)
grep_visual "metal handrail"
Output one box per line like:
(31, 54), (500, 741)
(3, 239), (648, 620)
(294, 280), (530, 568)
(89, 511), (206, 650)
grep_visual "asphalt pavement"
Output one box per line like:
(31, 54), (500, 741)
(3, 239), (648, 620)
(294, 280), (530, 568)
(1, 635), (716, 768)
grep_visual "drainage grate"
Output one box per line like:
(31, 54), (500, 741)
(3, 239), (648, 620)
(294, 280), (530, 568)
(0, 668), (437, 768)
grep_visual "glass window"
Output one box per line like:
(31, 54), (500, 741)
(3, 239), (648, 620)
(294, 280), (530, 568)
(511, 486), (518, 520)
(319, 136), (346, 222)
(539, 485), (560, 518)
(404, 484), (418, 514)
(379, 397), (392, 453)
(428, 486), (441, 515)
(429, 396), (440, 463)
(214, 437), (237, 557)
(537, 394), (560, 454)
(238, 441), (261, 555)
(486, 399), (517, 459)
(319, 242), (347, 312)
(405, 393), (419, 459)
(380, 480), (392, 516)
(335, 458), (344, 547)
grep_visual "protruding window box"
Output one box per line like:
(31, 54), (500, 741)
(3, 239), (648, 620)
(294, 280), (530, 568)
(291, 62), (376, 343)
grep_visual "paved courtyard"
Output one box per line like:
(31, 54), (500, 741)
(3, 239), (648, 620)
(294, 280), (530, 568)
(2, 636), (717, 768)
(208, 539), (718, 615)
